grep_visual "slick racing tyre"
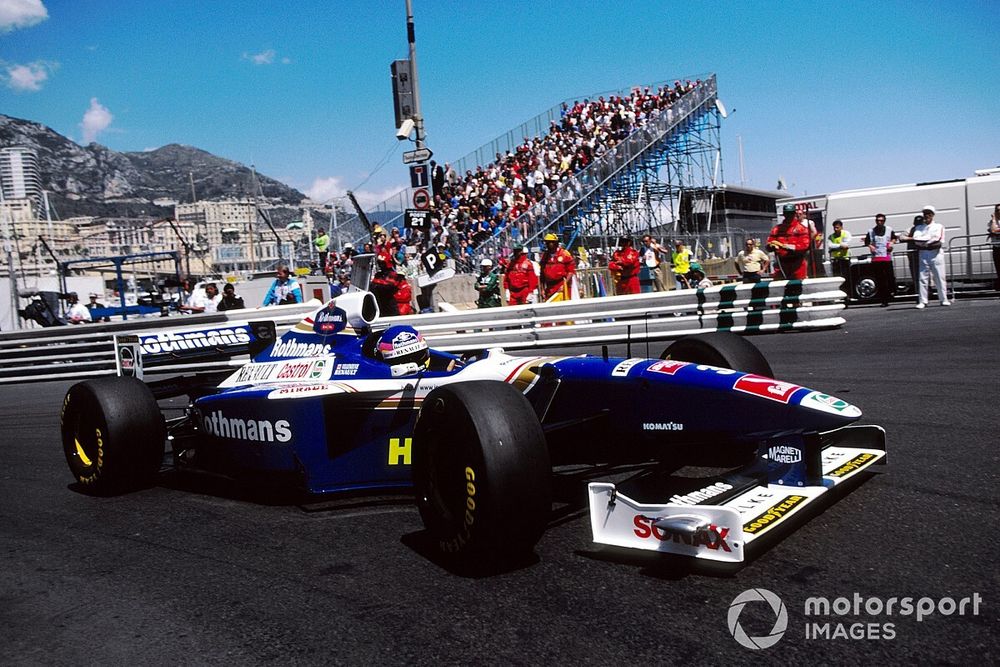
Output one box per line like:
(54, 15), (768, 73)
(61, 377), (166, 495)
(661, 332), (774, 377)
(413, 381), (551, 563)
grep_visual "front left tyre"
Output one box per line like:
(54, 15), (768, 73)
(61, 377), (166, 495)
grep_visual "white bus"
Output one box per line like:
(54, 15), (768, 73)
(778, 168), (1000, 302)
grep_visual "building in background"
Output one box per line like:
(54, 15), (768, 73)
(0, 147), (43, 215)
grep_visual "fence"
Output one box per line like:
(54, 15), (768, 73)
(0, 278), (846, 385)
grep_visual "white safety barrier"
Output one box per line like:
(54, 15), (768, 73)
(0, 278), (845, 384)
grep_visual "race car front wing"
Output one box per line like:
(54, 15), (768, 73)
(588, 425), (886, 563)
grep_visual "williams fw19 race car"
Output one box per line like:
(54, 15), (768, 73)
(60, 291), (885, 566)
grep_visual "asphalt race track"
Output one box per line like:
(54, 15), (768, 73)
(2, 298), (998, 664)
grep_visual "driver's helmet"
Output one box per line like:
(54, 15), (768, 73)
(376, 325), (429, 367)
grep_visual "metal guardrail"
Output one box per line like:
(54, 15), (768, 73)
(0, 302), (318, 385)
(0, 278), (846, 385)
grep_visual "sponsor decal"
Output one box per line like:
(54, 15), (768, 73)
(201, 410), (292, 443)
(236, 362), (280, 383)
(439, 466), (478, 553)
(694, 364), (738, 376)
(140, 326), (252, 355)
(334, 363), (359, 376)
(642, 422), (684, 431)
(313, 305), (347, 335)
(612, 358), (644, 377)
(828, 452), (877, 478)
(118, 347), (136, 376)
(309, 359), (327, 379)
(267, 384), (340, 399)
(383, 330), (424, 359)
(633, 516), (733, 552)
(742, 495), (807, 534)
(648, 359), (688, 375)
(670, 481), (733, 505)
(268, 337), (333, 358)
(727, 490), (777, 513)
(812, 393), (852, 411)
(768, 444), (803, 464)
(733, 375), (802, 404)
(277, 361), (312, 380)
(387, 437), (411, 466)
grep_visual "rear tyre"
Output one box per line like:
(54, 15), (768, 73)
(661, 332), (774, 376)
(60, 377), (166, 495)
(413, 381), (550, 563)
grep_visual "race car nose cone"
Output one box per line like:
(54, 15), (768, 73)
(799, 391), (862, 420)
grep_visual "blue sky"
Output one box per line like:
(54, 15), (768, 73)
(1, 0), (997, 207)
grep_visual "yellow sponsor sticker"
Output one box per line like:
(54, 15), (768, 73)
(742, 494), (807, 535)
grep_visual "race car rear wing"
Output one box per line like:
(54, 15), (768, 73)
(113, 320), (277, 381)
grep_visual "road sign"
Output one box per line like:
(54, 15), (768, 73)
(410, 165), (429, 188)
(412, 188), (430, 210)
(404, 209), (431, 229)
(403, 148), (433, 165)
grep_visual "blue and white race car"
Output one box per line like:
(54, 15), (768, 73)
(60, 291), (885, 566)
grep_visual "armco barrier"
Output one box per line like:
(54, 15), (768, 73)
(0, 278), (846, 385)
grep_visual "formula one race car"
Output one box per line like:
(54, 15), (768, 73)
(60, 291), (885, 566)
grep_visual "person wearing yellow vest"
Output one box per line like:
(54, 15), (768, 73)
(313, 229), (330, 275)
(827, 219), (852, 284)
(671, 240), (693, 289)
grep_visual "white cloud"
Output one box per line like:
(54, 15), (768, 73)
(80, 97), (113, 144)
(243, 49), (275, 65)
(0, 0), (48, 33)
(305, 176), (406, 209)
(2, 59), (55, 92)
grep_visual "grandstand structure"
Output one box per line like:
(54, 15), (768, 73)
(333, 73), (729, 267)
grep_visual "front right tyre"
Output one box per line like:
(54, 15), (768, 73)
(413, 381), (551, 563)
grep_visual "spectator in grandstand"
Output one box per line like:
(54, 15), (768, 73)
(988, 203), (1000, 290)
(431, 161), (445, 195)
(671, 240), (694, 289)
(474, 259), (502, 308)
(827, 220), (852, 283)
(767, 204), (812, 280)
(539, 233), (576, 300)
(609, 236), (641, 295)
(180, 282), (221, 314)
(736, 239), (770, 283)
(910, 206), (950, 309)
(504, 244), (538, 305)
(863, 213), (897, 307)
(217, 283), (245, 311)
(262, 267), (303, 306)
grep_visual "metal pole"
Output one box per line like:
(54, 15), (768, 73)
(406, 0), (426, 150)
(1, 207), (19, 329)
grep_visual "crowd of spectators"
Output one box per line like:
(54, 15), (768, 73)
(341, 79), (704, 275)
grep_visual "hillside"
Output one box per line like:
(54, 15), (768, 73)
(0, 114), (306, 218)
